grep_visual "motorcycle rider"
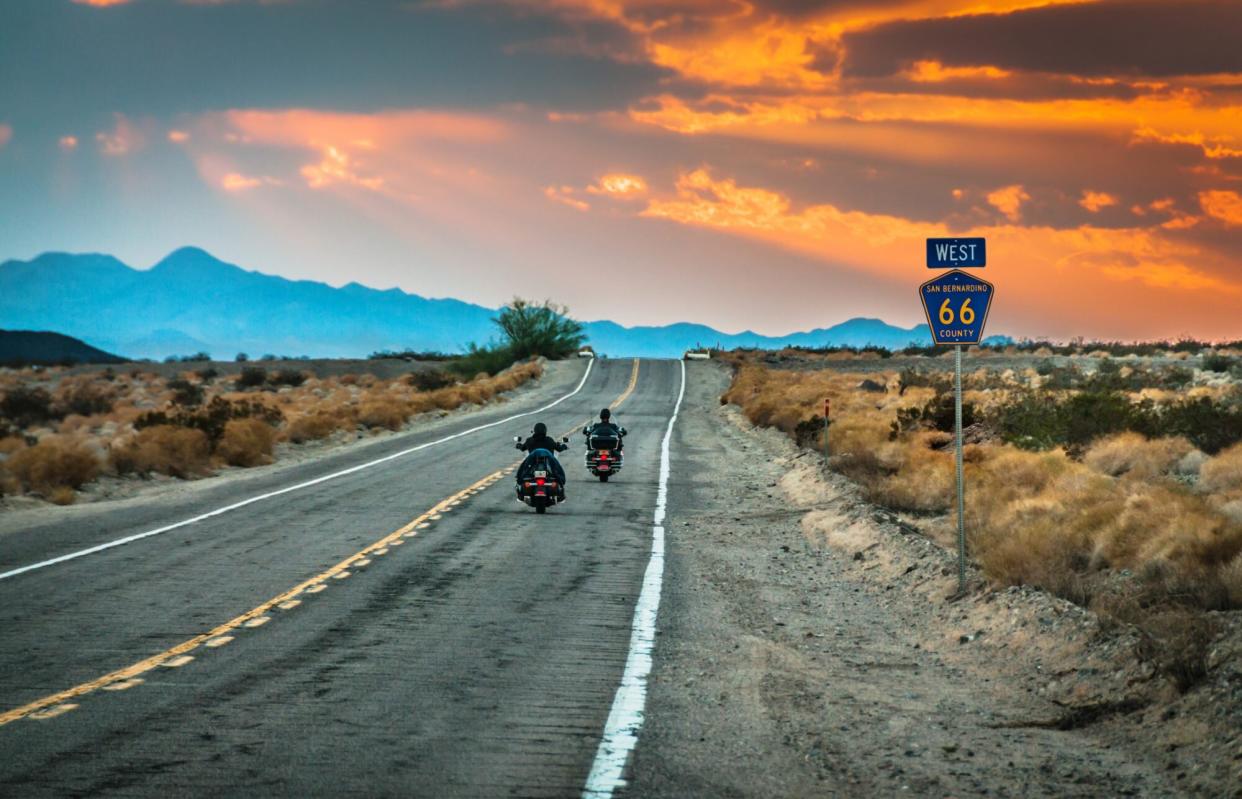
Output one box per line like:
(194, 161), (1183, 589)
(517, 422), (568, 497)
(584, 408), (625, 451)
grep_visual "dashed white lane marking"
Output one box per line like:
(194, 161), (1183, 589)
(205, 636), (234, 648)
(305, 584), (327, 594)
(0, 359), (597, 582)
(243, 616), (271, 628)
(333, 571), (351, 580)
(278, 599), (302, 610)
(162, 655), (194, 668)
(354, 558), (372, 567)
(29, 704), (78, 720)
(583, 359), (686, 799)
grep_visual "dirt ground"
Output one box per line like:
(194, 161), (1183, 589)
(628, 362), (1241, 798)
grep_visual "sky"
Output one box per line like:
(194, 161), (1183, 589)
(1, 0), (1240, 340)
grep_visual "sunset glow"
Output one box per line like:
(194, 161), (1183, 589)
(3, 0), (1240, 339)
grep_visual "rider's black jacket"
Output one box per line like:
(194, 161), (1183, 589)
(585, 421), (624, 450)
(521, 434), (565, 453)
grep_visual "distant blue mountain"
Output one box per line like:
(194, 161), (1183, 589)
(0, 247), (945, 359)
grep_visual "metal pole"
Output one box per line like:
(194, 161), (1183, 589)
(823, 398), (830, 462)
(955, 344), (966, 592)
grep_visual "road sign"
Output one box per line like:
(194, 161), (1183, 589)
(927, 237), (986, 268)
(919, 270), (995, 345)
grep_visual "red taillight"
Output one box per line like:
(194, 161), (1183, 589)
(536, 477), (545, 486)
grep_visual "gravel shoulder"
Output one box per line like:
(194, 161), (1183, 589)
(631, 361), (1239, 797)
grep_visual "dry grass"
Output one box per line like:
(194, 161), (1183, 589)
(7, 438), (103, 498)
(216, 418), (276, 467)
(0, 358), (544, 503)
(723, 355), (1242, 625)
(110, 425), (212, 478)
(1084, 432), (1194, 480)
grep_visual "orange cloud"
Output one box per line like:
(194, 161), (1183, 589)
(168, 130), (190, 143)
(638, 168), (1236, 325)
(71, 0), (131, 5)
(58, 135), (78, 151)
(904, 60), (1011, 82)
(1200, 190), (1242, 226)
(544, 185), (590, 211)
(587, 173), (647, 198)
(987, 184), (1029, 222)
(301, 145), (384, 191)
(221, 173), (262, 191)
(0, 124), (10, 148)
(95, 114), (143, 156)
(1079, 190), (1117, 213)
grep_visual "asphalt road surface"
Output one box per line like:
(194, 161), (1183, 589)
(0, 357), (682, 797)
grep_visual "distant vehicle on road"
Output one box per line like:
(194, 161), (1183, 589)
(577, 348), (595, 358)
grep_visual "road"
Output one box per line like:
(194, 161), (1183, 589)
(0, 357), (682, 797)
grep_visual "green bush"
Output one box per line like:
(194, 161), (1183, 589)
(445, 344), (518, 379)
(494, 298), (584, 360)
(269, 369), (307, 388)
(1202, 354), (1235, 373)
(167, 378), (204, 407)
(1, 386), (60, 427)
(891, 393), (977, 439)
(235, 366), (268, 389)
(407, 369), (457, 391)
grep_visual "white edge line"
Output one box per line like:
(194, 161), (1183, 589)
(583, 358), (685, 798)
(0, 359), (597, 582)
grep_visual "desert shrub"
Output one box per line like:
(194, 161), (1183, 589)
(891, 393), (977, 438)
(235, 353), (249, 362)
(55, 380), (116, 417)
(1084, 433), (1193, 480)
(167, 378), (204, 407)
(286, 411), (350, 443)
(269, 369), (307, 388)
(407, 369), (457, 392)
(1200, 443), (1242, 494)
(1202, 354), (1235, 373)
(8, 439), (102, 495)
(216, 418), (276, 467)
(1, 386), (59, 427)
(370, 349), (450, 361)
(991, 390), (1067, 450)
(196, 367), (219, 383)
(446, 344), (517, 379)
(110, 425), (212, 478)
(1158, 397), (1242, 455)
(136, 396), (283, 447)
(357, 399), (410, 431)
(494, 297), (584, 360)
(235, 367), (268, 389)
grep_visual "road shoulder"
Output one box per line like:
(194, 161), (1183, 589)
(628, 361), (1186, 797)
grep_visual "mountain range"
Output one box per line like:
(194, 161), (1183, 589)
(0, 247), (943, 359)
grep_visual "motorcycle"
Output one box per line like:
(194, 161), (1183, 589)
(583, 425), (626, 482)
(514, 436), (569, 514)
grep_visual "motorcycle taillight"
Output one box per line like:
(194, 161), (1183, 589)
(536, 477), (545, 486)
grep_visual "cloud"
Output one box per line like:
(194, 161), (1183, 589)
(1080, 190), (1118, 213)
(168, 130), (190, 143)
(95, 114), (143, 156)
(0, 124), (10, 148)
(221, 172), (268, 191)
(59, 135), (79, 151)
(71, 0), (132, 6)
(841, 1), (1242, 79)
(544, 185), (590, 211)
(987, 185), (1030, 222)
(1200, 190), (1242, 225)
(586, 173), (647, 198)
(301, 145), (384, 191)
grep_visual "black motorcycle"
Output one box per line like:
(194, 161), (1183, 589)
(582, 425), (626, 482)
(514, 436), (569, 514)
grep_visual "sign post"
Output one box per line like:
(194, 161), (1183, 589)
(823, 398), (831, 461)
(920, 252), (994, 594)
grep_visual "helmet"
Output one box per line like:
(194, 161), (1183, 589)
(600, 408), (611, 421)
(533, 422), (547, 436)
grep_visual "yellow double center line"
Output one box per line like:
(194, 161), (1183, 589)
(1, 358), (642, 727)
